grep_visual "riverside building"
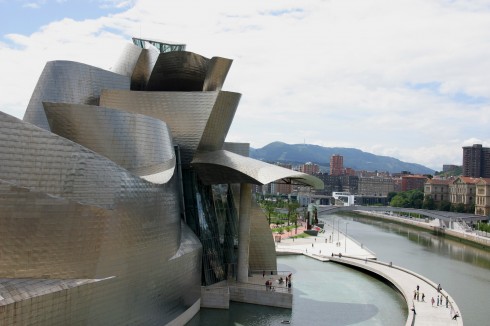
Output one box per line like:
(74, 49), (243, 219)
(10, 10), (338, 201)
(0, 37), (322, 325)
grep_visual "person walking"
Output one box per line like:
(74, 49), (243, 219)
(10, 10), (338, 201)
(437, 295), (439, 306)
(452, 311), (460, 320)
(413, 290), (417, 300)
(421, 293), (425, 302)
(262, 270), (265, 278)
(431, 297), (435, 306)
(446, 296), (448, 308)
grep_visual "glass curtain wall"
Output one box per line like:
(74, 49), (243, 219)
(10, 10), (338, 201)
(182, 169), (238, 285)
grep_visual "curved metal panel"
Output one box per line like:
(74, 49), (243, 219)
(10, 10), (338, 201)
(112, 42), (143, 77)
(146, 51), (209, 91)
(203, 57), (233, 91)
(23, 61), (130, 130)
(43, 102), (175, 184)
(198, 91), (241, 152)
(0, 110), (202, 324)
(0, 111), (181, 252)
(100, 89), (241, 164)
(191, 150), (325, 189)
(248, 200), (278, 272)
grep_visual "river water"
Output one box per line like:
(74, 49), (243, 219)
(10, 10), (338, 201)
(188, 213), (490, 326)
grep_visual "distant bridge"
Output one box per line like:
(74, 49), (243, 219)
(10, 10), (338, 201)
(317, 205), (488, 225)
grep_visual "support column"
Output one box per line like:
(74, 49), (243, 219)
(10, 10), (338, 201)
(237, 183), (252, 283)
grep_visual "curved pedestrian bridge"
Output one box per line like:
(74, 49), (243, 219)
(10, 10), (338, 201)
(275, 221), (463, 325)
(328, 256), (463, 326)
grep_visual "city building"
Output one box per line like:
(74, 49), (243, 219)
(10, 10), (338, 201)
(475, 178), (490, 216)
(462, 144), (490, 178)
(272, 162), (294, 195)
(424, 179), (452, 206)
(400, 175), (427, 191)
(0, 37), (322, 325)
(340, 175), (359, 194)
(330, 154), (343, 176)
(344, 167), (356, 176)
(358, 177), (395, 196)
(314, 173), (343, 196)
(299, 162), (320, 175)
(449, 176), (479, 208)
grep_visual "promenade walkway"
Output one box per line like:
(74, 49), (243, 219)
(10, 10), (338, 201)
(275, 221), (463, 325)
(330, 256), (462, 326)
(275, 221), (376, 259)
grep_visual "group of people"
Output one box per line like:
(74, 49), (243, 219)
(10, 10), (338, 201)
(431, 294), (448, 308)
(413, 285), (425, 302)
(425, 284), (460, 321)
(411, 284), (460, 321)
(265, 279), (275, 291)
(263, 272), (293, 292)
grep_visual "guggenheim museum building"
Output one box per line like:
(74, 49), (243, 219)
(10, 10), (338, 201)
(0, 37), (322, 325)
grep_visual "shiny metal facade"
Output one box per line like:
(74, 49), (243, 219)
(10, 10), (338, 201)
(192, 149), (325, 189)
(23, 61), (130, 131)
(112, 42), (160, 91)
(100, 90), (241, 164)
(1, 36), (323, 325)
(43, 102), (176, 184)
(0, 112), (201, 325)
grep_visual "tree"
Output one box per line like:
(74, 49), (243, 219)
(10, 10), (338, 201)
(387, 192), (398, 203)
(452, 203), (465, 213)
(264, 203), (275, 226)
(439, 200), (451, 211)
(390, 194), (408, 207)
(287, 201), (300, 226)
(290, 212), (299, 233)
(422, 195), (435, 210)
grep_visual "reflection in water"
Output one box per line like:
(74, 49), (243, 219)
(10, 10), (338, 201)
(352, 216), (490, 270)
(330, 213), (490, 326)
(189, 255), (407, 326)
(189, 212), (490, 326)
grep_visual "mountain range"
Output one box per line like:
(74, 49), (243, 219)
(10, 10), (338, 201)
(249, 142), (435, 174)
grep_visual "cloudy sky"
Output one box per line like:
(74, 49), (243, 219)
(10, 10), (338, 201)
(1, 0), (490, 171)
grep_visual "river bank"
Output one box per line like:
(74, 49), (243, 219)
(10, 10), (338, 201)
(347, 210), (490, 249)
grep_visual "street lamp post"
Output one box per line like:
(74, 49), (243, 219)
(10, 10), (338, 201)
(345, 222), (349, 253)
(337, 219), (340, 246)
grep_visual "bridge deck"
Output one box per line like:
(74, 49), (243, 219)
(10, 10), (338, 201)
(275, 221), (463, 325)
(329, 256), (462, 326)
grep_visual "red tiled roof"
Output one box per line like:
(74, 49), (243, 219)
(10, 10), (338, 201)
(426, 179), (452, 185)
(454, 176), (480, 184)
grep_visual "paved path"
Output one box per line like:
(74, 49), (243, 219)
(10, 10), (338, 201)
(274, 222), (463, 325)
(275, 221), (376, 259)
(330, 256), (462, 326)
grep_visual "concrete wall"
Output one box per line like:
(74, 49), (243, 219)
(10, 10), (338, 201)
(229, 286), (292, 308)
(200, 287), (230, 309)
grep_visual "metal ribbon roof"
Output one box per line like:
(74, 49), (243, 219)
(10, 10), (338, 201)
(191, 150), (324, 189)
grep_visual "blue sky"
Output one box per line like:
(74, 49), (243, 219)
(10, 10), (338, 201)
(1, 0), (489, 171)
(0, 0), (129, 37)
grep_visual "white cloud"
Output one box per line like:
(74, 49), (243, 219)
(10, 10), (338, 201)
(23, 2), (43, 9)
(1, 0), (490, 171)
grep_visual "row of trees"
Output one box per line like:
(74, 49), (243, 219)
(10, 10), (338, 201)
(258, 197), (301, 228)
(388, 189), (475, 213)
